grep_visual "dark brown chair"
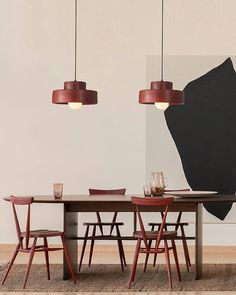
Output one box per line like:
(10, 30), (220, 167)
(148, 189), (191, 271)
(128, 196), (181, 289)
(79, 188), (126, 272)
(2, 196), (76, 288)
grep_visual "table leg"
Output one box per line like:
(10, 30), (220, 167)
(63, 204), (78, 279)
(195, 203), (203, 279)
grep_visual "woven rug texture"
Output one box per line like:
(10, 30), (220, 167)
(0, 264), (235, 291)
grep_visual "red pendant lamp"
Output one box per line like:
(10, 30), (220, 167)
(52, 0), (97, 110)
(139, 0), (184, 110)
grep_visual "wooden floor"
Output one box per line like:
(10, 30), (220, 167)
(1, 244), (236, 264)
(1, 244), (236, 295)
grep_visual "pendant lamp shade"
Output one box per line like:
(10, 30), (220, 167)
(52, 0), (98, 109)
(139, 81), (184, 105)
(52, 81), (97, 105)
(139, 0), (184, 109)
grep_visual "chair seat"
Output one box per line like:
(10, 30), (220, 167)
(134, 230), (177, 239)
(83, 222), (124, 226)
(149, 222), (189, 226)
(20, 229), (63, 238)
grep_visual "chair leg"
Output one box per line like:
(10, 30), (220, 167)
(61, 234), (76, 284)
(115, 225), (124, 271)
(164, 240), (172, 288)
(88, 225), (96, 267)
(171, 239), (181, 282)
(186, 240), (191, 267)
(153, 253), (158, 267)
(180, 225), (191, 270)
(152, 225), (158, 267)
(79, 225), (89, 272)
(96, 212), (104, 235)
(109, 212), (118, 235)
(144, 239), (152, 272)
(43, 237), (50, 280)
(2, 242), (20, 285)
(120, 241), (127, 267)
(23, 237), (37, 289)
(116, 225), (127, 267)
(128, 238), (141, 288)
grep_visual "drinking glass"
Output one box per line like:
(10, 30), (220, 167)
(150, 172), (166, 196)
(53, 183), (63, 199)
(164, 177), (168, 190)
(143, 185), (152, 197)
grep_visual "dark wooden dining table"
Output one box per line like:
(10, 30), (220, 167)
(4, 193), (236, 280)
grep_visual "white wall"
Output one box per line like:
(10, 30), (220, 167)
(0, 0), (236, 245)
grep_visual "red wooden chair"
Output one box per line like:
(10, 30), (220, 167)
(128, 196), (181, 289)
(148, 211), (191, 271)
(79, 188), (126, 271)
(148, 189), (191, 271)
(2, 196), (76, 288)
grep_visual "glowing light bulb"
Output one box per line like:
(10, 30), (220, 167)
(68, 102), (82, 110)
(155, 102), (169, 111)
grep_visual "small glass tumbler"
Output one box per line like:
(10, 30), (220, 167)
(53, 183), (63, 199)
(143, 185), (152, 197)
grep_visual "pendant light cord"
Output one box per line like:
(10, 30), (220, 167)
(161, 0), (164, 81)
(74, 0), (77, 81)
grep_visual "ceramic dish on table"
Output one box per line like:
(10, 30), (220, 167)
(166, 191), (218, 198)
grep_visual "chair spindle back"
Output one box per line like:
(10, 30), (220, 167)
(89, 188), (126, 235)
(131, 196), (173, 249)
(89, 188), (126, 222)
(9, 196), (34, 250)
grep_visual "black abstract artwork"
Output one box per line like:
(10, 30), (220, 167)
(165, 57), (236, 220)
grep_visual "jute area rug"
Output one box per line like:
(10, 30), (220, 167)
(0, 264), (235, 292)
